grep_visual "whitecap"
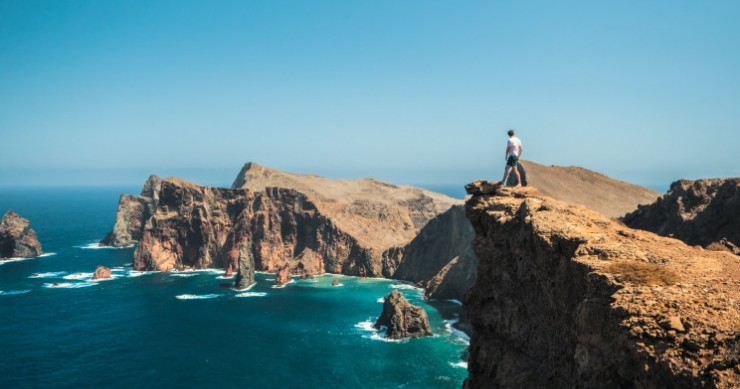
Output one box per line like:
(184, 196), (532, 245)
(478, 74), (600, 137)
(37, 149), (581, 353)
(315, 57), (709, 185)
(63, 272), (94, 280)
(233, 282), (257, 292)
(0, 289), (31, 295)
(332, 283), (344, 287)
(43, 282), (97, 289)
(388, 283), (422, 291)
(270, 279), (295, 289)
(215, 275), (234, 279)
(29, 271), (67, 278)
(354, 320), (377, 332)
(0, 257), (33, 265)
(78, 243), (135, 249)
(38, 253), (56, 257)
(450, 361), (468, 369)
(170, 273), (197, 278)
(235, 292), (267, 298)
(126, 271), (147, 278)
(264, 278), (276, 281)
(376, 297), (385, 303)
(175, 294), (220, 300)
(444, 319), (470, 343)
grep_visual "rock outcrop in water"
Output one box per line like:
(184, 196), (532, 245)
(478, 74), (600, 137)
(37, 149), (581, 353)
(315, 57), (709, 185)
(374, 290), (432, 339)
(101, 175), (161, 247)
(0, 210), (43, 259)
(234, 239), (255, 290)
(623, 178), (740, 251)
(464, 181), (740, 388)
(92, 265), (112, 280)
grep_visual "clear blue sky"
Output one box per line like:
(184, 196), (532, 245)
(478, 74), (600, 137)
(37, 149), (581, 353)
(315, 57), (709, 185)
(1, 0), (738, 190)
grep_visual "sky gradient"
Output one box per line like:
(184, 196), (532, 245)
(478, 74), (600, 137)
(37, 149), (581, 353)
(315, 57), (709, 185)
(1, 1), (739, 190)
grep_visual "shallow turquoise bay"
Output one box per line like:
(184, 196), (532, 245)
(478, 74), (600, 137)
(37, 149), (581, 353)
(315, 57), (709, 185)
(0, 188), (468, 388)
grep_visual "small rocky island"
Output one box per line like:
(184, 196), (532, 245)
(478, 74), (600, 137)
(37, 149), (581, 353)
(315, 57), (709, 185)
(92, 265), (112, 280)
(374, 290), (432, 339)
(0, 210), (43, 259)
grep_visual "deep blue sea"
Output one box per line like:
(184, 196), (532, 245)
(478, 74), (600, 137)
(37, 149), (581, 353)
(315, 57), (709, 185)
(0, 188), (469, 388)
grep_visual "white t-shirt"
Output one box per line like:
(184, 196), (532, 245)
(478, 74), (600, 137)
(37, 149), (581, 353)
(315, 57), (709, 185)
(506, 136), (522, 158)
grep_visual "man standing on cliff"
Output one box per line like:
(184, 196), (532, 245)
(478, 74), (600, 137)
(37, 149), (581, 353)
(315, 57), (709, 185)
(501, 129), (523, 187)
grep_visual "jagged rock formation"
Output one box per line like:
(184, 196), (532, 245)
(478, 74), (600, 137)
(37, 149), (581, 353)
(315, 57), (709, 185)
(393, 205), (477, 300)
(103, 164), (461, 280)
(623, 178), (740, 250)
(275, 263), (291, 286)
(234, 239), (255, 290)
(101, 175), (161, 247)
(92, 265), (111, 280)
(464, 181), (740, 388)
(0, 210), (43, 259)
(374, 290), (432, 339)
(518, 160), (660, 218)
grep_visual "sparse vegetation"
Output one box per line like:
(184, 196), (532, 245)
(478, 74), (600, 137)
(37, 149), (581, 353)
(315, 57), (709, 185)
(603, 262), (680, 286)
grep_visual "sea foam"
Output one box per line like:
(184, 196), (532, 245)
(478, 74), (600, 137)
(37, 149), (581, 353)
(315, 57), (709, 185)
(79, 243), (135, 249)
(235, 292), (267, 298)
(43, 282), (97, 289)
(0, 289), (31, 296)
(29, 271), (68, 278)
(175, 294), (220, 300)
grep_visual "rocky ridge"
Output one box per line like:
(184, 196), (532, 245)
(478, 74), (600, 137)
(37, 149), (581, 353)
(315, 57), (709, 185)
(623, 178), (740, 250)
(0, 210), (43, 259)
(374, 290), (433, 339)
(464, 181), (740, 388)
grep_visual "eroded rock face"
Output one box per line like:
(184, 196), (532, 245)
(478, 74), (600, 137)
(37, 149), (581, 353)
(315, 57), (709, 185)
(92, 265), (111, 280)
(125, 177), (403, 279)
(393, 205), (477, 301)
(234, 239), (255, 290)
(464, 180), (740, 388)
(101, 175), (161, 247)
(374, 290), (432, 339)
(623, 178), (740, 249)
(275, 263), (291, 286)
(0, 210), (43, 259)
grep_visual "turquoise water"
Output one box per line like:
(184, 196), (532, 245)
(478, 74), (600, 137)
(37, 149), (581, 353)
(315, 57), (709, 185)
(0, 188), (468, 388)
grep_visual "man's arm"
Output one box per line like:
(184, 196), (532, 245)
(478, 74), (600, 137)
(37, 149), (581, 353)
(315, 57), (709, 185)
(518, 144), (523, 159)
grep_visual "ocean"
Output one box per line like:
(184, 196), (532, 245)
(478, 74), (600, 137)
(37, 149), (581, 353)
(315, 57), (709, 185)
(0, 188), (469, 388)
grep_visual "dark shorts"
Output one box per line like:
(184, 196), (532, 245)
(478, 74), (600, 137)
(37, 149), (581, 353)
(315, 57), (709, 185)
(506, 155), (519, 167)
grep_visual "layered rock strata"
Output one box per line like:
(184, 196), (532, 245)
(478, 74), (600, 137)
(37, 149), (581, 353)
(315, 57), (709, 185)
(623, 178), (740, 250)
(374, 290), (432, 339)
(464, 181), (740, 388)
(234, 239), (255, 290)
(0, 210), (43, 259)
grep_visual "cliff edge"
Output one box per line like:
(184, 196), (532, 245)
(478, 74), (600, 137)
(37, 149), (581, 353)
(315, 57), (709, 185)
(1, 210), (43, 259)
(464, 181), (740, 388)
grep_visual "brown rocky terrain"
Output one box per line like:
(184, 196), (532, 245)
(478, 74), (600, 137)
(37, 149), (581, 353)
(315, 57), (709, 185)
(100, 175), (161, 247)
(234, 237), (255, 290)
(518, 160), (660, 218)
(1, 210), (43, 259)
(374, 290), (433, 339)
(92, 265), (112, 280)
(623, 178), (740, 251)
(464, 181), (740, 388)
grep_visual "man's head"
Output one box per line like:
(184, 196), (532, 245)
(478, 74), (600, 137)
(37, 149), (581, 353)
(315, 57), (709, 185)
(507, 129), (515, 137)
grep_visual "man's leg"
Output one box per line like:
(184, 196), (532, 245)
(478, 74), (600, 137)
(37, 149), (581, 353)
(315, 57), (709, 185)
(512, 165), (521, 186)
(502, 165), (512, 185)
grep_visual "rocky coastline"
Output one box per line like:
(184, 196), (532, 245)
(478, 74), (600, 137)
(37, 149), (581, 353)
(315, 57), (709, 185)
(1, 210), (43, 259)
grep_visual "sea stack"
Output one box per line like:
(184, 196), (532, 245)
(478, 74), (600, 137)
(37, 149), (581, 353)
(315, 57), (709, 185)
(275, 263), (291, 286)
(374, 290), (432, 339)
(234, 242), (255, 290)
(92, 265), (112, 280)
(463, 180), (740, 388)
(0, 210), (43, 259)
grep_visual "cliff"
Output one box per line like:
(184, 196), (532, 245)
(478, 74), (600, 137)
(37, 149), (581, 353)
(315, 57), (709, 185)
(393, 205), (477, 300)
(0, 210), (43, 259)
(464, 181), (740, 388)
(623, 178), (740, 250)
(100, 175), (161, 247)
(519, 160), (660, 218)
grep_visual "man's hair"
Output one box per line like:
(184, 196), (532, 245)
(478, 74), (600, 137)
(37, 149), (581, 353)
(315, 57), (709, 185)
(507, 129), (515, 136)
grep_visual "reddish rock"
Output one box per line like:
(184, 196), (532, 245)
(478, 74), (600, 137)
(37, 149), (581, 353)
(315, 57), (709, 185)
(275, 263), (292, 286)
(0, 210), (43, 259)
(92, 265), (111, 280)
